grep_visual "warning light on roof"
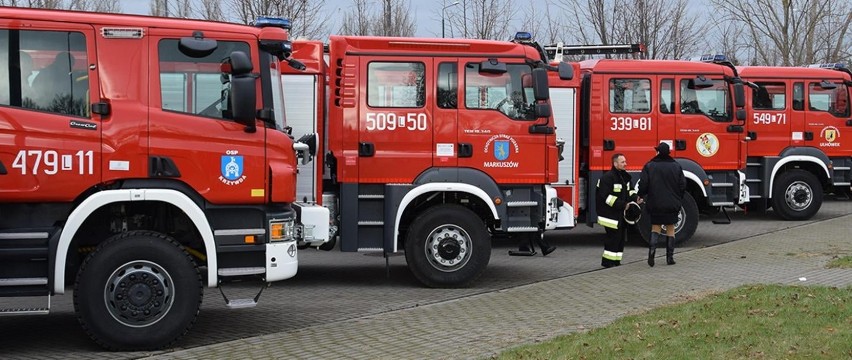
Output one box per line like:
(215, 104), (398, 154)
(253, 17), (292, 30)
(698, 54), (728, 62)
(514, 32), (533, 42)
(806, 63), (847, 69)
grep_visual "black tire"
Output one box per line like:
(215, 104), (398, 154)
(404, 204), (490, 288)
(637, 192), (699, 246)
(771, 169), (823, 220)
(74, 230), (202, 351)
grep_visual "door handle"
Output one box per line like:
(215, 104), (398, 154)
(359, 142), (375, 157)
(603, 139), (615, 151)
(675, 139), (687, 151)
(803, 131), (814, 141)
(458, 143), (473, 158)
(846, 119), (852, 126)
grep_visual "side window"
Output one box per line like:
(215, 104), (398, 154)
(437, 62), (457, 109)
(659, 79), (674, 114)
(367, 62), (425, 108)
(680, 78), (731, 122)
(792, 82), (804, 111)
(464, 63), (536, 120)
(609, 79), (651, 113)
(808, 82), (850, 117)
(158, 39), (250, 119)
(0, 30), (89, 117)
(753, 82), (785, 110)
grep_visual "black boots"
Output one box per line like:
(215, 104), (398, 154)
(648, 232), (659, 267)
(666, 235), (676, 265)
(536, 236), (557, 256)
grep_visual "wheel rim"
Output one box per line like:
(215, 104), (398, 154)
(104, 260), (175, 328)
(424, 224), (472, 273)
(784, 180), (812, 212)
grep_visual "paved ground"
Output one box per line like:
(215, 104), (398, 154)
(1, 199), (850, 359)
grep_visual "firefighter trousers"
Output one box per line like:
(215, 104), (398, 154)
(602, 225), (626, 267)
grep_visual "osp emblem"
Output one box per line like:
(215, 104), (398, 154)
(820, 126), (840, 147)
(219, 153), (247, 185)
(494, 140), (510, 161)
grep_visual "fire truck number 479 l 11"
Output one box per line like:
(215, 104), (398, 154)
(12, 149), (94, 175)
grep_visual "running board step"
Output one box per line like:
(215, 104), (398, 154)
(0, 278), (48, 286)
(218, 267), (265, 277)
(218, 282), (265, 309)
(507, 201), (538, 207)
(0, 296), (50, 316)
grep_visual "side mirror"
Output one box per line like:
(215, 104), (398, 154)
(734, 83), (745, 108)
(535, 103), (552, 118)
(227, 51), (257, 132)
(532, 68), (550, 101)
(558, 62), (574, 80)
(479, 58), (507, 74)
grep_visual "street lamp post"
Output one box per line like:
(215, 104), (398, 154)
(442, 1), (460, 38)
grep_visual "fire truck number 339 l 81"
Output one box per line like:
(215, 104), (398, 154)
(610, 116), (652, 131)
(365, 112), (428, 131)
(12, 149), (94, 175)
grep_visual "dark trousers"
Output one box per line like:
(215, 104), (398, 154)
(602, 225), (626, 267)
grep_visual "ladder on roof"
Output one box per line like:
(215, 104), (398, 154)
(543, 43), (645, 62)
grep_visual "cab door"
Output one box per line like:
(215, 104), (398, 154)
(598, 74), (658, 168)
(0, 24), (102, 202)
(675, 75), (741, 171)
(433, 60), (458, 168)
(804, 80), (850, 151)
(656, 78), (678, 157)
(746, 80), (792, 157)
(456, 59), (546, 184)
(357, 57), (434, 183)
(148, 32), (267, 204)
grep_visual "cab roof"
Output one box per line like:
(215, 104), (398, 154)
(580, 58), (736, 76)
(737, 66), (852, 81)
(329, 35), (540, 61)
(1, 6), (265, 36)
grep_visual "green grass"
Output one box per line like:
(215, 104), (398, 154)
(497, 285), (851, 360)
(827, 256), (852, 269)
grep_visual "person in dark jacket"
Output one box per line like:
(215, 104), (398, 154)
(638, 142), (686, 266)
(596, 153), (640, 268)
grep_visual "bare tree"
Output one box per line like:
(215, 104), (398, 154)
(711, 0), (852, 65)
(228, 0), (330, 40)
(150, 0), (192, 17)
(446, 0), (517, 40)
(555, 0), (702, 60)
(338, 0), (414, 37)
(518, 0), (565, 45)
(197, 0), (225, 21)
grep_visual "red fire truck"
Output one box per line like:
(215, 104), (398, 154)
(0, 8), (327, 350)
(543, 44), (749, 244)
(737, 64), (852, 219)
(282, 36), (575, 287)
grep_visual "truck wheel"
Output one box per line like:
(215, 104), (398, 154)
(637, 192), (699, 246)
(771, 170), (822, 220)
(404, 204), (490, 288)
(74, 231), (202, 351)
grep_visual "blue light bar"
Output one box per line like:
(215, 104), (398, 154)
(806, 63), (847, 69)
(253, 17), (291, 30)
(698, 54), (728, 62)
(514, 32), (533, 42)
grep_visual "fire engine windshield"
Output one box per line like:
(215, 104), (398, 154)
(464, 63), (537, 120)
(680, 79), (731, 122)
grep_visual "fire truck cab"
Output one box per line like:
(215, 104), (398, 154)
(547, 50), (749, 244)
(283, 36), (575, 287)
(0, 8), (327, 350)
(737, 64), (852, 220)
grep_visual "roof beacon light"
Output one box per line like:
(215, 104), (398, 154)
(806, 63), (847, 70)
(253, 17), (292, 30)
(699, 54), (728, 63)
(514, 32), (533, 42)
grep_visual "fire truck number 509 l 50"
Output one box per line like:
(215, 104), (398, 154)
(12, 149), (94, 175)
(365, 112), (428, 131)
(610, 116), (652, 131)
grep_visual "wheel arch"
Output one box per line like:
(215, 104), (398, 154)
(54, 189), (217, 294)
(768, 155), (830, 198)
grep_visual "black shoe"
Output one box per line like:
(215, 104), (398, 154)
(648, 232), (659, 267)
(666, 235), (676, 265)
(540, 245), (556, 256)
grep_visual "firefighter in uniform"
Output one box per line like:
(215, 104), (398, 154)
(596, 153), (640, 268)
